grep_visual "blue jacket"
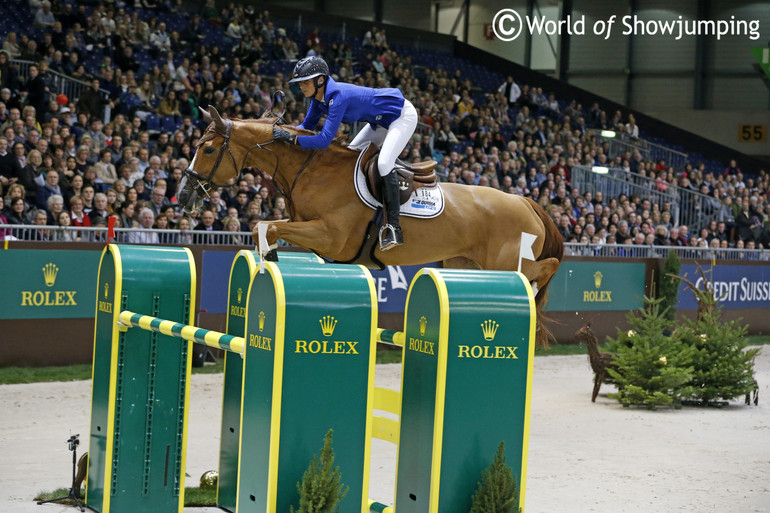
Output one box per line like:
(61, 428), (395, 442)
(297, 77), (405, 150)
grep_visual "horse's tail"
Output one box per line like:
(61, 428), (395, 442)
(526, 197), (564, 347)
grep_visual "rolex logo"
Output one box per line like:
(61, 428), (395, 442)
(237, 287), (243, 303)
(43, 263), (59, 287)
(104, 282), (109, 298)
(319, 315), (337, 337)
(258, 311), (265, 332)
(594, 271), (603, 288)
(481, 319), (499, 341)
(419, 316), (428, 336)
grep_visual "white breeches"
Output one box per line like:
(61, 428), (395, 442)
(349, 99), (418, 177)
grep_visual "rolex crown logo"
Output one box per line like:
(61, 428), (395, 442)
(419, 316), (428, 337)
(481, 319), (499, 341)
(258, 311), (265, 332)
(43, 263), (59, 287)
(594, 271), (603, 288)
(319, 315), (338, 337)
(104, 282), (109, 298)
(237, 287), (243, 303)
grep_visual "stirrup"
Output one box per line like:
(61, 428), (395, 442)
(378, 224), (403, 251)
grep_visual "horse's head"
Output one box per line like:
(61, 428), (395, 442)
(178, 105), (276, 214)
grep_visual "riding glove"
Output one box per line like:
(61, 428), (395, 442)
(273, 128), (297, 144)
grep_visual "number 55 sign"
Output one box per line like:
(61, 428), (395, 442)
(738, 124), (767, 143)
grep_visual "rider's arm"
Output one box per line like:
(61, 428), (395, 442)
(297, 95), (345, 150)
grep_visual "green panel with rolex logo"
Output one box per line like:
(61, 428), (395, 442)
(217, 250), (257, 513)
(87, 245), (194, 513)
(546, 262), (645, 311)
(0, 249), (101, 319)
(220, 250), (325, 513)
(394, 272), (441, 513)
(396, 268), (535, 513)
(238, 262), (376, 513)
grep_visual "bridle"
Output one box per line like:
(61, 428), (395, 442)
(183, 96), (314, 216)
(183, 117), (280, 201)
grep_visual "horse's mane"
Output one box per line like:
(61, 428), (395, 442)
(237, 117), (353, 152)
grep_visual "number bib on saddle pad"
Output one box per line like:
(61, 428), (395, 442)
(353, 144), (445, 218)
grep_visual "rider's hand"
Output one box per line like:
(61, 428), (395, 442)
(273, 128), (296, 144)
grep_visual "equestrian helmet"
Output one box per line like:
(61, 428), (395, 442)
(289, 56), (329, 83)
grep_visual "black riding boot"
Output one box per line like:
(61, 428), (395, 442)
(379, 170), (403, 251)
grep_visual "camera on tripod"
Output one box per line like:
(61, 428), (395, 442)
(67, 434), (80, 452)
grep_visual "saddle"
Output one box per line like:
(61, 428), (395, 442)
(360, 143), (438, 205)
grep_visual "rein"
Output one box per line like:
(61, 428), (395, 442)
(186, 118), (315, 217)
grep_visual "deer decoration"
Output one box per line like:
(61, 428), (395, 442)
(575, 323), (618, 402)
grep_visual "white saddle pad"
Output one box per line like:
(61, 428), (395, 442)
(352, 144), (445, 219)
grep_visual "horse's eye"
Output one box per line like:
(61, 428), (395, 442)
(203, 147), (216, 155)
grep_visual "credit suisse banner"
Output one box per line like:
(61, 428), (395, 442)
(199, 250), (435, 314)
(677, 264), (770, 310)
(0, 249), (101, 319)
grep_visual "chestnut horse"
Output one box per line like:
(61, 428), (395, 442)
(178, 106), (563, 345)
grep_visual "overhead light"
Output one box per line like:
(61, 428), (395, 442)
(600, 130), (616, 138)
(592, 166), (609, 174)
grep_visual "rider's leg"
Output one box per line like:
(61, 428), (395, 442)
(377, 100), (418, 251)
(348, 123), (387, 151)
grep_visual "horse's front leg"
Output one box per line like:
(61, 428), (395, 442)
(253, 219), (336, 255)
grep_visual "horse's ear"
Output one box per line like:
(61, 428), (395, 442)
(199, 106), (213, 124)
(207, 105), (226, 130)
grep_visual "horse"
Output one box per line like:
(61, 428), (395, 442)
(178, 106), (563, 345)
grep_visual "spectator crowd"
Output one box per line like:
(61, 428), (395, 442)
(0, 0), (768, 256)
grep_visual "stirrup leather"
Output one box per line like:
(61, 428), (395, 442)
(378, 224), (403, 251)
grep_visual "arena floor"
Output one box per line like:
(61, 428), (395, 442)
(1, 351), (768, 513)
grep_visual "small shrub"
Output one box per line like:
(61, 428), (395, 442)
(606, 295), (695, 408)
(469, 442), (520, 513)
(290, 429), (348, 513)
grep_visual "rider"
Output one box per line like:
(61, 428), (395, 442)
(272, 56), (417, 251)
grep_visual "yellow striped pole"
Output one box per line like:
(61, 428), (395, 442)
(118, 310), (245, 354)
(376, 328), (405, 347)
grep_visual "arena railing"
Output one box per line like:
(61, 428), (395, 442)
(592, 130), (690, 171)
(11, 59), (111, 122)
(4, 225), (768, 262)
(564, 242), (768, 261)
(570, 165), (721, 233)
(1, 225), (257, 246)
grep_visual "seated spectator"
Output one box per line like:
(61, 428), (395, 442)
(6, 196), (31, 224)
(33, 1), (55, 29)
(45, 193), (65, 224)
(89, 192), (110, 224)
(193, 208), (222, 243)
(2, 33), (21, 59)
(27, 209), (51, 240)
(94, 149), (118, 185)
(148, 186), (170, 216)
(128, 207), (160, 243)
(222, 215), (244, 245)
(35, 168), (62, 209)
(625, 114), (639, 139)
(153, 213), (176, 244)
(53, 210), (78, 241)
